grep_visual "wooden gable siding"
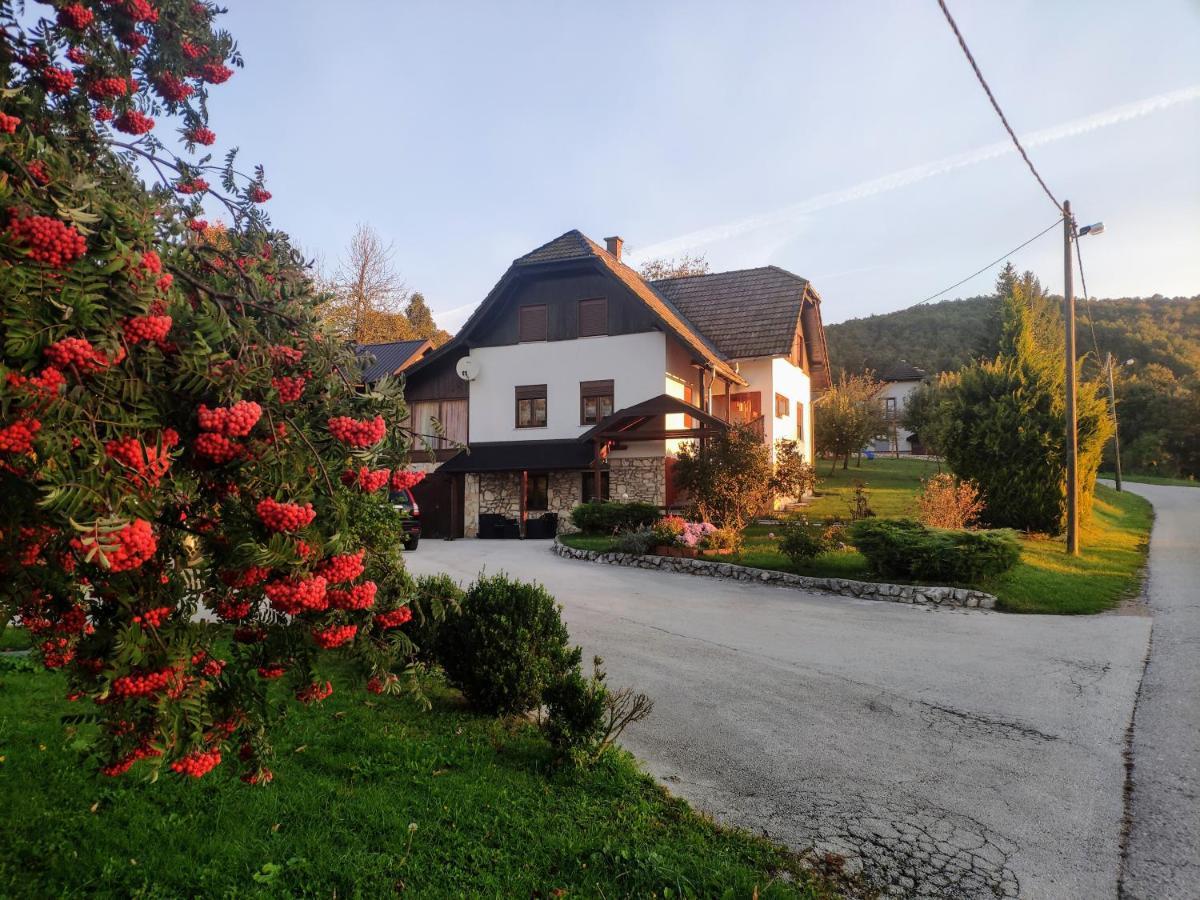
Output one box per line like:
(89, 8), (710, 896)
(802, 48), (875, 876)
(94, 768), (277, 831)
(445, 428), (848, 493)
(404, 350), (467, 402)
(469, 266), (660, 348)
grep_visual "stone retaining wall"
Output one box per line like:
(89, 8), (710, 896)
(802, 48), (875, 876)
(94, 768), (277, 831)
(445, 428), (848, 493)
(552, 539), (997, 610)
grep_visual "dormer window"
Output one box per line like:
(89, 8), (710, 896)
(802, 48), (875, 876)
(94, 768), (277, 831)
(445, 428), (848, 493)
(518, 304), (548, 342)
(578, 297), (608, 337)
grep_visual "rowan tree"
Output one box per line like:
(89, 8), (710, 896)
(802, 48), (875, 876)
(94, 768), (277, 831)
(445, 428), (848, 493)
(0, 0), (426, 783)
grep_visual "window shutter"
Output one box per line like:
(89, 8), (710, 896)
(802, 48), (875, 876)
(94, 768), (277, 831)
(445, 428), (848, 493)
(579, 379), (613, 398)
(518, 305), (548, 342)
(578, 298), (608, 337)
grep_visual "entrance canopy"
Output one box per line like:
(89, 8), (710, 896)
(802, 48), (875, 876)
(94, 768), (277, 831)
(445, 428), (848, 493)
(437, 439), (595, 474)
(580, 393), (730, 443)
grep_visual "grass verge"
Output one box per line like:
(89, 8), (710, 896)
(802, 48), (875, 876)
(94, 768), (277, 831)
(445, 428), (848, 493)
(0, 665), (841, 898)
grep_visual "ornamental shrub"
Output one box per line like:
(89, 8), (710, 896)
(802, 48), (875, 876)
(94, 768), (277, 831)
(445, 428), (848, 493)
(916, 473), (985, 530)
(701, 526), (741, 552)
(543, 663), (609, 767)
(404, 573), (464, 664)
(436, 574), (580, 716)
(849, 519), (1019, 583)
(612, 527), (656, 555)
(569, 501), (659, 534)
(0, 1), (425, 783)
(778, 523), (827, 566)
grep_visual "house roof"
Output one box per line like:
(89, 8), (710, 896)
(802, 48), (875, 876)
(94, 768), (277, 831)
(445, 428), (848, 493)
(436, 440), (597, 474)
(649, 266), (810, 360)
(878, 360), (927, 382)
(356, 339), (433, 382)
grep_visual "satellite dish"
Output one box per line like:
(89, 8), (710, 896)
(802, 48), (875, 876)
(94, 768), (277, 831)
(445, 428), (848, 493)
(456, 357), (480, 381)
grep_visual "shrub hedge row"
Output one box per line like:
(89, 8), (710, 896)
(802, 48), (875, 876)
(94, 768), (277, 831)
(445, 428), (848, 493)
(849, 518), (1019, 583)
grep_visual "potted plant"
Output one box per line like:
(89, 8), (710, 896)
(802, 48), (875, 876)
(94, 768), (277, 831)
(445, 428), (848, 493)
(651, 516), (686, 556)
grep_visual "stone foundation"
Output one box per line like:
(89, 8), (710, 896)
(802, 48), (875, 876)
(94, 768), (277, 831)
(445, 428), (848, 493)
(462, 470), (584, 537)
(553, 539), (997, 610)
(609, 456), (665, 506)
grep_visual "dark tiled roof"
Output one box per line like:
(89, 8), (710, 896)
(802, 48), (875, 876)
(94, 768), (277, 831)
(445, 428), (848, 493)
(650, 266), (809, 360)
(437, 440), (596, 473)
(878, 360), (927, 382)
(579, 393), (730, 441)
(356, 339), (431, 382)
(514, 230), (597, 265)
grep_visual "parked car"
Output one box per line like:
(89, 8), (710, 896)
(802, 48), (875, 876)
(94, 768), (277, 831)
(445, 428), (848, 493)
(390, 488), (421, 550)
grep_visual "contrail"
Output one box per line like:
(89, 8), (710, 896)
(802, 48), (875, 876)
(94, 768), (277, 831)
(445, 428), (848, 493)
(628, 85), (1200, 261)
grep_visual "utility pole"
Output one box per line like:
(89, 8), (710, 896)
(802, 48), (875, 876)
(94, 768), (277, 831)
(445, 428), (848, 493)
(1063, 200), (1080, 556)
(1106, 352), (1123, 492)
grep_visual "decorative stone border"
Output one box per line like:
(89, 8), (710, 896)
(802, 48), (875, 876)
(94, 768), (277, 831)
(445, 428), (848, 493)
(552, 539), (997, 610)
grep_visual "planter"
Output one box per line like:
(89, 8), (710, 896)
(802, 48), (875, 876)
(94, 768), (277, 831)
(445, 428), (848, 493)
(654, 545), (675, 556)
(654, 546), (698, 558)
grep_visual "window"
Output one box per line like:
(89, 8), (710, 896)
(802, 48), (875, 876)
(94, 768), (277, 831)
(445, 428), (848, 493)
(683, 384), (697, 428)
(796, 401), (805, 441)
(580, 379), (614, 425)
(775, 393), (790, 418)
(578, 298), (608, 337)
(518, 304), (548, 342)
(411, 399), (468, 448)
(885, 397), (897, 419)
(515, 384), (547, 428)
(730, 391), (761, 424)
(525, 473), (549, 511)
(581, 471), (610, 503)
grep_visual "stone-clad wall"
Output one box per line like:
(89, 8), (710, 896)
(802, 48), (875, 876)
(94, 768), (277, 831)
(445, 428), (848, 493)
(609, 456), (665, 506)
(462, 471), (583, 537)
(553, 539), (998, 610)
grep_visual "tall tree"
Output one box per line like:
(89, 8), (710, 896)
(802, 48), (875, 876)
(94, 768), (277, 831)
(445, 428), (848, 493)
(638, 253), (710, 281)
(322, 224), (415, 344)
(404, 292), (452, 346)
(814, 374), (887, 473)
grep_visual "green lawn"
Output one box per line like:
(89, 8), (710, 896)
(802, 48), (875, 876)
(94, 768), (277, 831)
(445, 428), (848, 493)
(1100, 471), (1198, 488)
(562, 456), (1153, 615)
(0, 663), (843, 899)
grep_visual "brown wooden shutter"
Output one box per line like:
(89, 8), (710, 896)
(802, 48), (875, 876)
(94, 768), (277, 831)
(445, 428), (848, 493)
(578, 298), (608, 337)
(515, 384), (547, 400)
(579, 379), (613, 398)
(518, 305), (548, 342)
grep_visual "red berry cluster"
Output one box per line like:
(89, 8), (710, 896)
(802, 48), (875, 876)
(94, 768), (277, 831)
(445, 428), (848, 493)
(390, 469), (426, 491)
(185, 125), (216, 145)
(271, 375), (305, 403)
(104, 432), (176, 486)
(328, 415), (386, 448)
(100, 519), (158, 571)
(6, 365), (66, 401)
(132, 606), (172, 628)
(181, 41), (208, 60)
(87, 76), (129, 99)
(44, 337), (118, 372)
(41, 637), (75, 668)
(111, 664), (178, 697)
(0, 112), (21, 133)
(93, 105), (113, 122)
(241, 768), (273, 785)
(0, 419), (41, 454)
(175, 177), (208, 194)
(199, 400), (262, 437)
(295, 681), (333, 704)
(375, 606), (413, 629)
(121, 0), (159, 24)
(257, 664), (286, 679)
(312, 623), (357, 649)
(234, 626), (267, 644)
(264, 575), (328, 615)
(123, 314), (173, 345)
(256, 497), (316, 532)
(154, 73), (194, 102)
(341, 466), (390, 492)
(193, 432), (242, 464)
(7, 214), (87, 267)
(27, 160), (50, 184)
(269, 344), (305, 367)
(366, 673), (399, 694)
(187, 218), (209, 233)
(219, 565), (270, 588)
(315, 549), (364, 584)
(199, 63), (233, 84)
(42, 67), (76, 94)
(171, 748), (221, 778)
(114, 110), (155, 134)
(328, 581), (376, 611)
(57, 3), (95, 29)
(214, 596), (251, 621)
(101, 743), (162, 777)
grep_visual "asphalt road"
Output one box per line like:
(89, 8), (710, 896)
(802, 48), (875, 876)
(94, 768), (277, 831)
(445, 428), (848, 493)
(1120, 482), (1200, 900)
(408, 538), (1151, 899)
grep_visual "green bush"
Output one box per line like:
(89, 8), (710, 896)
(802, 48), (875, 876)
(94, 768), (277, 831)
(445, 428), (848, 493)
(778, 522), (827, 566)
(701, 526), (741, 552)
(436, 573), (580, 716)
(849, 518), (1020, 583)
(544, 664), (609, 766)
(404, 573), (464, 663)
(612, 528), (656, 555)
(570, 501), (660, 535)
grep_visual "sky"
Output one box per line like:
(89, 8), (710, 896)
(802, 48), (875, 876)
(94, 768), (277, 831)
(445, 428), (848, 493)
(200, 1), (1200, 328)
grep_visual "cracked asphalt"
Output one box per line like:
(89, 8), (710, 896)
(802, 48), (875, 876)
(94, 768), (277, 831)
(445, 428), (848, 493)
(410, 538), (1151, 898)
(1120, 483), (1200, 900)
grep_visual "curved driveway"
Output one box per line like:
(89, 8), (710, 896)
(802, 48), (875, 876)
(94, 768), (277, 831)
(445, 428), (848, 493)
(409, 534), (1152, 898)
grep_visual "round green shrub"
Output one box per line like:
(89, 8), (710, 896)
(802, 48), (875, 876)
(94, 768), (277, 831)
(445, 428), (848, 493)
(570, 501), (660, 534)
(778, 522), (827, 566)
(436, 573), (580, 716)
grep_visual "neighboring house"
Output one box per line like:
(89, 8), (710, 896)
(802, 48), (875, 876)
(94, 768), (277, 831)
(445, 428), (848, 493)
(355, 338), (435, 382)
(872, 360), (927, 454)
(399, 229), (832, 538)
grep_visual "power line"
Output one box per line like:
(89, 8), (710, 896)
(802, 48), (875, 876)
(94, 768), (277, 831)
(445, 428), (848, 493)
(936, 0), (1064, 214)
(911, 217), (1062, 307)
(1073, 234), (1104, 367)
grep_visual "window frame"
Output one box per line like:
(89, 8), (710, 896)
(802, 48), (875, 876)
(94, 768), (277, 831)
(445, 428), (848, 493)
(775, 392), (790, 419)
(515, 384), (548, 429)
(579, 379), (615, 425)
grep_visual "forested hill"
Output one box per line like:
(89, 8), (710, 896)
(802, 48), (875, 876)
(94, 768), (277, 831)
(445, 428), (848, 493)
(825, 294), (1200, 379)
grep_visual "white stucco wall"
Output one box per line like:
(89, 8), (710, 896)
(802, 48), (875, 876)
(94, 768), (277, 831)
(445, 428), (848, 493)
(466, 331), (667, 443)
(873, 380), (921, 451)
(725, 356), (812, 463)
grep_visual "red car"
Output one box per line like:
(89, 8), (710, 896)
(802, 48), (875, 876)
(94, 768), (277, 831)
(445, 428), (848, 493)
(390, 488), (421, 551)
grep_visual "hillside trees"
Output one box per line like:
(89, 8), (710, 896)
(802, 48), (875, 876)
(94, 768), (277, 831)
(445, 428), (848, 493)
(0, 0), (423, 783)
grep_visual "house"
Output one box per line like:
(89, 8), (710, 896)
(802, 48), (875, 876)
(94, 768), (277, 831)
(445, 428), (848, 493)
(872, 360), (927, 455)
(399, 229), (832, 538)
(355, 338), (435, 382)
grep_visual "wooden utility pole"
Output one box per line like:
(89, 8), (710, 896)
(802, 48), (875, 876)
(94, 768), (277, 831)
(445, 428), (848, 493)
(1063, 200), (1080, 555)
(1107, 352), (1123, 492)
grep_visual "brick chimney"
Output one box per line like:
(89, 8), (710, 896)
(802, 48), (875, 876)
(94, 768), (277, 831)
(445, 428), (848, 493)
(604, 235), (623, 262)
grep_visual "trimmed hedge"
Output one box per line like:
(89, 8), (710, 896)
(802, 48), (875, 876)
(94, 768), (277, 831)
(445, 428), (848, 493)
(849, 518), (1019, 583)
(570, 501), (660, 535)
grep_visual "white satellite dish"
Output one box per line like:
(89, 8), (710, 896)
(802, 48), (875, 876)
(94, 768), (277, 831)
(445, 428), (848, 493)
(456, 357), (481, 381)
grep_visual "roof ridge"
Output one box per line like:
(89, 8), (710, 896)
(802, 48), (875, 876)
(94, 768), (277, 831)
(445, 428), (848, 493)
(649, 263), (810, 284)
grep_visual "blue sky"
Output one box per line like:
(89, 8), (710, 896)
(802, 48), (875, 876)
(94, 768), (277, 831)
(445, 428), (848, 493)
(205, 1), (1199, 327)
